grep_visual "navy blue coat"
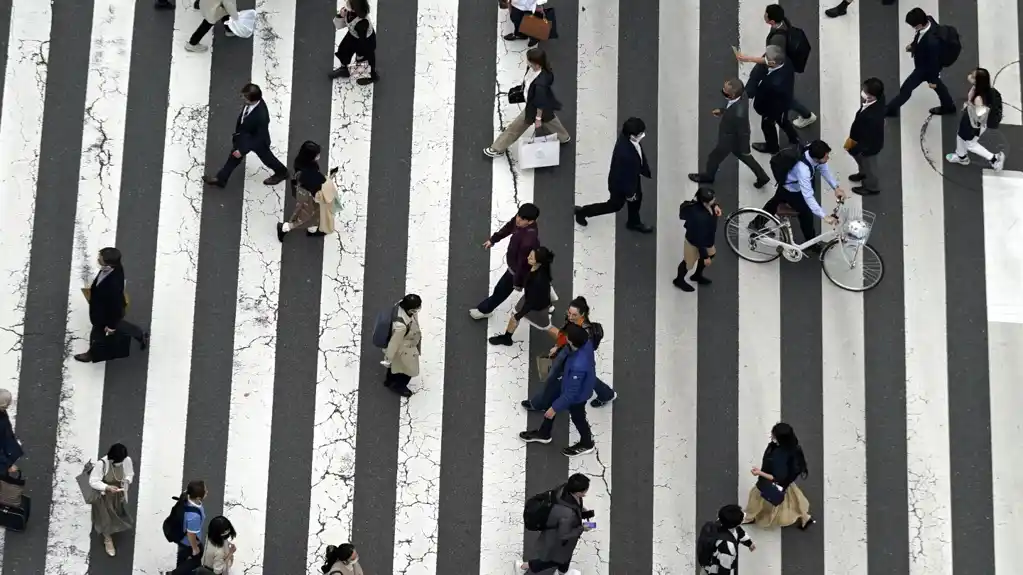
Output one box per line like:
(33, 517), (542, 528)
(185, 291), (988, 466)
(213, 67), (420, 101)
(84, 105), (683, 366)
(607, 136), (651, 201)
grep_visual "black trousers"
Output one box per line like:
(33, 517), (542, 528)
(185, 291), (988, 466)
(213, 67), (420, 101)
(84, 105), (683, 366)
(188, 16), (227, 46)
(215, 144), (288, 184)
(577, 191), (643, 226)
(760, 112), (800, 151)
(476, 269), (516, 315)
(538, 401), (593, 445)
(336, 33), (377, 74)
(509, 6), (527, 33)
(171, 543), (203, 574)
(88, 320), (144, 349)
(385, 368), (412, 391)
(528, 559), (571, 573)
(704, 145), (770, 181)
(762, 186), (817, 243)
(886, 68), (954, 113)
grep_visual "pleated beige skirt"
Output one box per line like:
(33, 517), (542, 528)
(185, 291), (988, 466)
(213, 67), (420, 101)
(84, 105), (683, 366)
(744, 483), (811, 528)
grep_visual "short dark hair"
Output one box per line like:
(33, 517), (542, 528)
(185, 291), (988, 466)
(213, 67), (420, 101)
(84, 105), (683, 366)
(724, 78), (745, 98)
(186, 479), (207, 499)
(207, 516), (236, 547)
(399, 293), (422, 313)
(564, 323), (589, 348)
(241, 83), (263, 102)
(622, 117), (646, 137)
(905, 7), (928, 27)
(862, 77), (884, 99)
(718, 504), (745, 529)
(106, 442), (128, 463)
(807, 140), (832, 160)
(765, 4), (785, 22)
(565, 473), (590, 494)
(99, 247), (122, 267)
(517, 203), (540, 221)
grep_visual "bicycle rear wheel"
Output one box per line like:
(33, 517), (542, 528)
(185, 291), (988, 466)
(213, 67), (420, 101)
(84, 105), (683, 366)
(821, 240), (884, 291)
(724, 208), (787, 263)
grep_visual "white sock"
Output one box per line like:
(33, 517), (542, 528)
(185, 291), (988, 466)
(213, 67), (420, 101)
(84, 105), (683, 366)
(281, 222), (292, 232)
(307, 226), (318, 233)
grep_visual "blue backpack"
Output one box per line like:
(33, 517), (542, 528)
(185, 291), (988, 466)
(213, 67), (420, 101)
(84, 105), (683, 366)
(371, 305), (405, 348)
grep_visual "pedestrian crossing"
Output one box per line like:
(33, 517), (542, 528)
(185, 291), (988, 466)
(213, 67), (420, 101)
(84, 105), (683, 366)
(0, 0), (1021, 574)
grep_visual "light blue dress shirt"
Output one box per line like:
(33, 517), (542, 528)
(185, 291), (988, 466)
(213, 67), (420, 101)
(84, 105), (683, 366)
(781, 151), (838, 218)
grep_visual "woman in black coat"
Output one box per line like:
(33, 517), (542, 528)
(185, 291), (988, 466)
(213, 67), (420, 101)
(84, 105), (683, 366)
(484, 48), (571, 157)
(674, 187), (721, 292)
(489, 247), (555, 346)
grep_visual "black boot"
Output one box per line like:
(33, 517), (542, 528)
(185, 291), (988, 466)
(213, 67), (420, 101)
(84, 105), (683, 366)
(672, 262), (694, 292)
(692, 259), (712, 285)
(824, 0), (849, 17)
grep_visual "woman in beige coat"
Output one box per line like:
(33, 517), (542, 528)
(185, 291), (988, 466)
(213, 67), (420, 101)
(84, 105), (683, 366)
(382, 294), (422, 398)
(320, 543), (364, 575)
(185, 0), (240, 53)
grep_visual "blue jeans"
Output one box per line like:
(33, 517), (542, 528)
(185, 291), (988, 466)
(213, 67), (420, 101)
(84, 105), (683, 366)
(529, 347), (615, 410)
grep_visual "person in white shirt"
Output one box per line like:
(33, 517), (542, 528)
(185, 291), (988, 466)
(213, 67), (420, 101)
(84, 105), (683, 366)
(505, 0), (544, 45)
(321, 543), (365, 575)
(945, 67), (1006, 171)
(201, 516), (237, 574)
(88, 443), (134, 557)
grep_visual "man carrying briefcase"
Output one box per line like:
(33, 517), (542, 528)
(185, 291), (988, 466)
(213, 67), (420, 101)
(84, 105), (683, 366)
(73, 248), (150, 363)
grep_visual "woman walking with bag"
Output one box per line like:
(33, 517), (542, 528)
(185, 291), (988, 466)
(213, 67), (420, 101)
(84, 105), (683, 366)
(484, 48), (571, 158)
(502, 0), (544, 46)
(277, 141), (328, 241)
(89, 443), (134, 556)
(489, 246), (555, 346)
(198, 516), (237, 574)
(330, 0), (379, 85)
(945, 67), (1006, 171)
(185, 0), (240, 53)
(674, 187), (722, 292)
(743, 422), (815, 529)
(321, 543), (365, 575)
(382, 294), (423, 398)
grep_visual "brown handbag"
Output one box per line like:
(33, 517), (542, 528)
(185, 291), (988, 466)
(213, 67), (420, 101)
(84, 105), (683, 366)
(0, 471), (24, 508)
(535, 356), (553, 382)
(519, 12), (552, 41)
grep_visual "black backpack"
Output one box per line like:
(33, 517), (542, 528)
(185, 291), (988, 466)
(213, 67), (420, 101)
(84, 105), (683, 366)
(769, 145), (811, 187)
(523, 487), (560, 531)
(588, 322), (604, 350)
(933, 23), (962, 68)
(696, 521), (722, 567)
(162, 495), (200, 543)
(987, 87), (1004, 129)
(769, 25), (811, 73)
(371, 305), (405, 349)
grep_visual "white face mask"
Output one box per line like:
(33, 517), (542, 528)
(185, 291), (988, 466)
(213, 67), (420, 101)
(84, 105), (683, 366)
(632, 133), (645, 143)
(348, 558), (359, 565)
(860, 91), (870, 101)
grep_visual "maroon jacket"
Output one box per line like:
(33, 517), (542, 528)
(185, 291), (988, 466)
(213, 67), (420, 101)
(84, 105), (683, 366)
(490, 218), (539, 288)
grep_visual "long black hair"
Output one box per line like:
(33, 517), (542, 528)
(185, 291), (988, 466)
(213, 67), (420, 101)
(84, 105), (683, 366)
(294, 140), (321, 171)
(531, 246), (555, 280)
(207, 516), (236, 547)
(972, 68), (993, 105)
(106, 443), (128, 463)
(321, 543), (356, 573)
(348, 0), (370, 18)
(771, 422), (809, 478)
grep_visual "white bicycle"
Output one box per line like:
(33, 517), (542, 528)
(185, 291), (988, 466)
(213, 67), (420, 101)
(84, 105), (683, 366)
(723, 200), (885, 292)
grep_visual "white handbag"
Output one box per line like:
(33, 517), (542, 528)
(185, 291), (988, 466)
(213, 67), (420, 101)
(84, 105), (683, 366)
(518, 133), (561, 169)
(226, 9), (257, 39)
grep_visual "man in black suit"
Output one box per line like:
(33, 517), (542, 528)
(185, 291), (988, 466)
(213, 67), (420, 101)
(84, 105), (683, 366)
(884, 8), (956, 117)
(749, 46), (799, 155)
(74, 248), (150, 363)
(203, 83), (289, 188)
(574, 117), (654, 234)
(847, 78), (886, 195)
(689, 78), (771, 188)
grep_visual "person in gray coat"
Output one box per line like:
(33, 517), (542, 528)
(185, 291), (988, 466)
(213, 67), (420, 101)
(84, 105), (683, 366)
(513, 473), (592, 575)
(688, 78), (771, 188)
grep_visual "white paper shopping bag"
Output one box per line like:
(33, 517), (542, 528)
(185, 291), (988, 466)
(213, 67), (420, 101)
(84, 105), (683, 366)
(518, 134), (561, 170)
(226, 10), (257, 39)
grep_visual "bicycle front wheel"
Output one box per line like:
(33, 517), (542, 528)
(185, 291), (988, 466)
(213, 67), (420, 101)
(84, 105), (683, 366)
(724, 207), (787, 263)
(821, 240), (884, 291)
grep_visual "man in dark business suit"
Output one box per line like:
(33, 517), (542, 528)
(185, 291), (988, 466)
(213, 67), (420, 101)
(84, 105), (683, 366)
(203, 83), (289, 188)
(74, 248), (150, 363)
(574, 117), (654, 234)
(884, 8), (956, 117)
(748, 46), (799, 155)
(847, 78), (887, 195)
(689, 78), (771, 188)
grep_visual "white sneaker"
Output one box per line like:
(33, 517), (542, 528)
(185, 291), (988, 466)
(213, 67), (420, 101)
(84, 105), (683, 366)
(184, 42), (208, 53)
(469, 308), (490, 320)
(103, 537), (115, 556)
(945, 152), (970, 166)
(992, 152), (1005, 171)
(512, 560), (527, 574)
(792, 112), (817, 128)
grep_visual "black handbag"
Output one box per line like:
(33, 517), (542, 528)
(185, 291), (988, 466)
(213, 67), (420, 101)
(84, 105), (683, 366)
(757, 477), (785, 506)
(508, 84), (525, 104)
(90, 330), (131, 363)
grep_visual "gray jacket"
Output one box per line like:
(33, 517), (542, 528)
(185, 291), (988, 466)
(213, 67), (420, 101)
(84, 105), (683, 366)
(534, 488), (587, 564)
(715, 96), (752, 154)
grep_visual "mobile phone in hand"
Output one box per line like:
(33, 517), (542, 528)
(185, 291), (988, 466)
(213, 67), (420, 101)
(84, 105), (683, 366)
(329, 167), (339, 176)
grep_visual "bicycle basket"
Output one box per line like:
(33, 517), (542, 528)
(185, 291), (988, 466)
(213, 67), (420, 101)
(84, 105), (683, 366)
(838, 205), (875, 245)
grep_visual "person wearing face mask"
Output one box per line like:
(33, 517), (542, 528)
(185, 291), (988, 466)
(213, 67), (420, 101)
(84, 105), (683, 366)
(203, 83), (290, 188)
(945, 67), (1006, 171)
(277, 141), (329, 240)
(884, 8), (956, 117)
(688, 78), (770, 188)
(88, 443), (134, 557)
(74, 247), (150, 363)
(519, 323), (596, 457)
(170, 480), (209, 574)
(845, 78), (886, 196)
(484, 48), (572, 158)
(329, 0), (379, 85)
(199, 516), (237, 574)
(488, 247), (555, 346)
(574, 117), (654, 233)
(381, 294), (423, 398)
(513, 473), (591, 575)
(675, 187), (722, 292)
(522, 296), (617, 412)
(747, 46), (799, 155)
(321, 543), (364, 575)
(742, 422), (814, 530)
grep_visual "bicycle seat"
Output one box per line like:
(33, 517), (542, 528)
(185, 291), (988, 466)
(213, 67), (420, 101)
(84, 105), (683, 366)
(776, 203), (799, 217)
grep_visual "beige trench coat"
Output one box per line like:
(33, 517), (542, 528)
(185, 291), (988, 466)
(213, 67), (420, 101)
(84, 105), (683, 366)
(384, 307), (421, 377)
(200, 0), (240, 24)
(314, 179), (338, 235)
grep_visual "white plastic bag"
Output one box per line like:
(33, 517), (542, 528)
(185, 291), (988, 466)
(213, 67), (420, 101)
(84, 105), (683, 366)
(518, 133), (560, 169)
(226, 10), (257, 39)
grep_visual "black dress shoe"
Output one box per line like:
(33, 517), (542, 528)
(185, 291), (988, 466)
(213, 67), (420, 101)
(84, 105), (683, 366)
(74, 353), (92, 363)
(276, 223), (286, 242)
(573, 206), (588, 226)
(852, 186), (880, 196)
(626, 223), (654, 234)
(688, 173), (714, 184)
(356, 73), (379, 86)
(753, 177), (771, 189)
(202, 175), (225, 187)
(139, 332), (151, 350)
(503, 33), (527, 41)
(929, 106), (956, 115)
(263, 173), (288, 186)
(824, 1), (848, 17)
(848, 173), (865, 182)
(752, 143), (778, 154)
(329, 67), (351, 79)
